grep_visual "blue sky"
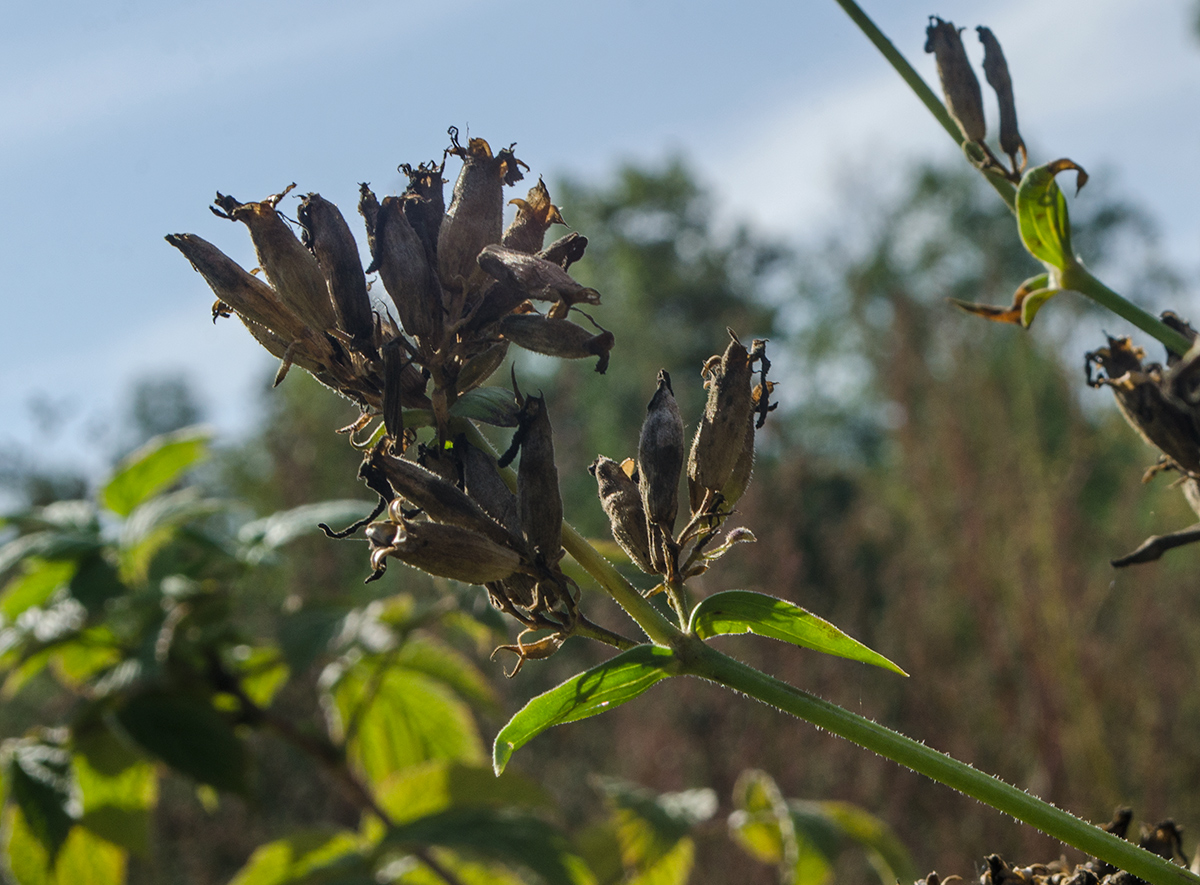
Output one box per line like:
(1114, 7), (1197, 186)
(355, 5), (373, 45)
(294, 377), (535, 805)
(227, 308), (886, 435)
(3, 0), (1198, 480)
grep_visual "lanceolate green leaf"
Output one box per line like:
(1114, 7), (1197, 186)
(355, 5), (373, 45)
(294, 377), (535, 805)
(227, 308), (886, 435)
(102, 427), (210, 517)
(1015, 159), (1086, 272)
(688, 591), (906, 676)
(228, 829), (365, 885)
(449, 387), (521, 427)
(791, 800), (917, 885)
(375, 760), (549, 825)
(493, 645), (676, 775)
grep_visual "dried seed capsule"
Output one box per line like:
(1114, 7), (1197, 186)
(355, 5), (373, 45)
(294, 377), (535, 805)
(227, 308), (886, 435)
(381, 339), (408, 439)
(457, 437), (522, 538)
(399, 160), (446, 257)
(925, 17), (986, 144)
(371, 447), (522, 551)
(1086, 336), (1200, 475)
(515, 394), (563, 567)
(437, 130), (526, 293)
(212, 189), (340, 334)
(502, 178), (565, 254)
(638, 371), (684, 533)
(297, 193), (374, 345)
(478, 244), (601, 317)
(498, 313), (614, 374)
(977, 27), (1026, 172)
(364, 188), (443, 346)
(456, 341), (510, 392)
(538, 232), (588, 270)
(590, 456), (654, 573)
(365, 519), (522, 584)
(687, 332), (755, 514)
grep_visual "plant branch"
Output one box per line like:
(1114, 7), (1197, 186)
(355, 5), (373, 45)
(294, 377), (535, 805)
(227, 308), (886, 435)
(831, 0), (1016, 210)
(1062, 264), (1193, 357)
(681, 641), (1200, 885)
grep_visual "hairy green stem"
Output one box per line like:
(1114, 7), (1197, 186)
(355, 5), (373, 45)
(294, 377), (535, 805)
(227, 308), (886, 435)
(1062, 264), (1192, 356)
(831, 0), (1016, 210)
(681, 642), (1199, 885)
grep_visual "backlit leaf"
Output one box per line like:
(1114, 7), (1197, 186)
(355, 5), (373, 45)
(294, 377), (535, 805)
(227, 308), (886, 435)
(376, 759), (548, 825)
(688, 591), (906, 675)
(493, 645), (676, 775)
(449, 387), (521, 427)
(102, 427), (210, 518)
(228, 829), (364, 885)
(1015, 159), (1086, 272)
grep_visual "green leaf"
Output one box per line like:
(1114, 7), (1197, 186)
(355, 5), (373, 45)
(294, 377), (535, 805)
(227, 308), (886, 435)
(1015, 159), (1087, 272)
(389, 852), (529, 885)
(626, 837), (693, 885)
(1019, 286), (1061, 328)
(688, 591), (906, 675)
(593, 777), (715, 868)
(279, 606), (349, 673)
(375, 759), (549, 825)
(68, 555), (126, 615)
(228, 829), (365, 885)
(493, 645), (676, 775)
(0, 532), (102, 584)
(238, 500), (378, 561)
(7, 742), (75, 862)
(449, 387), (521, 427)
(791, 801), (917, 885)
(332, 661), (484, 786)
(4, 806), (126, 885)
(102, 427), (210, 517)
(1, 559), (76, 621)
(393, 636), (497, 710)
(384, 807), (592, 885)
(114, 689), (247, 793)
(73, 726), (157, 858)
(235, 647), (289, 709)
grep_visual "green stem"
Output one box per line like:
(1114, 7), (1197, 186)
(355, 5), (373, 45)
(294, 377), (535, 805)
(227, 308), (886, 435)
(682, 642), (1199, 885)
(831, 0), (1016, 210)
(1063, 264), (1192, 357)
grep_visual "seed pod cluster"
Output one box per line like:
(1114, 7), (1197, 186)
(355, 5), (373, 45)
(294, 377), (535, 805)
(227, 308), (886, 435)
(1087, 316), (1200, 566)
(592, 336), (770, 579)
(171, 128), (613, 643)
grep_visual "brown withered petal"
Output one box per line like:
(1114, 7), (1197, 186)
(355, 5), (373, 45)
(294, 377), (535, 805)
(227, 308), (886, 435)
(366, 191), (444, 346)
(977, 27), (1027, 171)
(297, 193), (375, 345)
(498, 313), (614, 374)
(1086, 336), (1200, 476)
(538, 232), (588, 270)
(399, 160), (446, 257)
(590, 456), (654, 573)
(638, 370), (684, 534)
(438, 132), (521, 293)
(366, 519), (522, 585)
(687, 332), (755, 514)
(515, 394), (564, 567)
(212, 189), (340, 335)
(502, 178), (566, 254)
(370, 446), (523, 551)
(478, 244), (600, 317)
(925, 17), (987, 144)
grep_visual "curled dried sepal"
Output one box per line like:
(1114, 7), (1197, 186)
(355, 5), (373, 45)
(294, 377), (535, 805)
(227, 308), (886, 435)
(590, 456), (654, 573)
(977, 27), (1027, 174)
(212, 188), (339, 335)
(399, 160), (446, 257)
(492, 631), (566, 678)
(925, 17), (986, 144)
(297, 193), (375, 345)
(687, 332), (758, 514)
(538, 232), (588, 270)
(498, 313), (614, 374)
(502, 178), (566, 254)
(365, 519), (522, 584)
(363, 187), (443, 346)
(438, 129), (526, 294)
(1086, 334), (1200, 476)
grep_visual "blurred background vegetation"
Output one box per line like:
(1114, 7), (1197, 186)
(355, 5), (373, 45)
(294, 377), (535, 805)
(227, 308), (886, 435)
(2, 154), (1198, 885)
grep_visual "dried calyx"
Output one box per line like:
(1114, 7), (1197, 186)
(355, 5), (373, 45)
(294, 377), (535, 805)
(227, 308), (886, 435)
(1086, 313), (1200, 566)
(171, 128), (615, 668)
